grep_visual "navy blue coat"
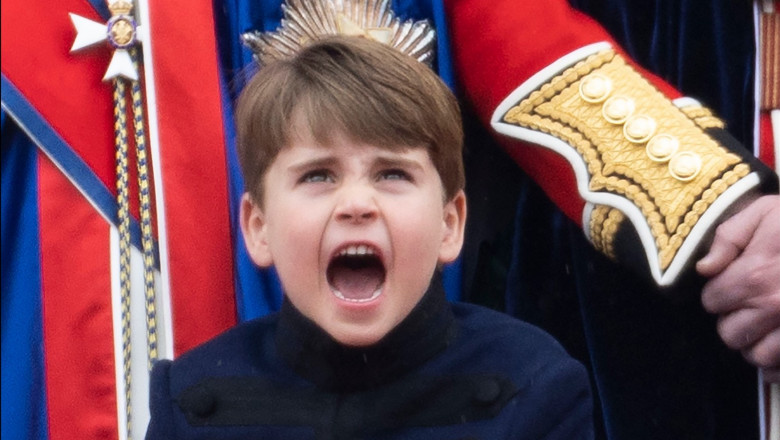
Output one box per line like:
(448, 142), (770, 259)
(145, 280), (593, 439)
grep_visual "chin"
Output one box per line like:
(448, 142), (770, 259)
(328, 324), (389, 347)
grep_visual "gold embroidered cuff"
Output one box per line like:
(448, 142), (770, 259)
(491, 43), (767, 286)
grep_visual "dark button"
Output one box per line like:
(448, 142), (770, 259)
(473, 378), (502, 406)
(179, 386), (217, 418)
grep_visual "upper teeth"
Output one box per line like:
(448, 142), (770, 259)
(339, 245), (375, 256)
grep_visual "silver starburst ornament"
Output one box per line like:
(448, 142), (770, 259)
(241, 0), (436, 66)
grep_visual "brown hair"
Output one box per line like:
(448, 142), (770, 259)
(235, 35), (464, 203)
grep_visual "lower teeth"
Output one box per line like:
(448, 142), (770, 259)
(332, 288), (382, 303)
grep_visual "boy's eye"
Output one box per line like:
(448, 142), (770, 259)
(378, 168), (412, 181)
(300, 169), (335, 184)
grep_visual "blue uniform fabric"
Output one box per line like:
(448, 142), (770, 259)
(145, 278), (593, 439)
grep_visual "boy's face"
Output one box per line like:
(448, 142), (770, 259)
(240, 131), (466, 346)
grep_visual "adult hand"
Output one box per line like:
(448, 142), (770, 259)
(697, 194), (780, 382)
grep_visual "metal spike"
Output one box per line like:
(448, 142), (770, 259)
(242, 0), (435, 66)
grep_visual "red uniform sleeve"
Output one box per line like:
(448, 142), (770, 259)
(446, 0), (681, 222)
(445, 0), (777, 286)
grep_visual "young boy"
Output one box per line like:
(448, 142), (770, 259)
(145, 36), (593, 439)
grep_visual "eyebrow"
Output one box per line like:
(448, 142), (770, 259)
(372, 154), (425, 173)
(287, 152), (426, 174)
(287, 156), (339, 174)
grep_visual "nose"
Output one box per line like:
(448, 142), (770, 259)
(333, 183), (378, 223)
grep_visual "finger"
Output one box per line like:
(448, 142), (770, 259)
(762, 368), (780, 383)
(696, 231), (744, 277)
(742, 327), (780, 371)
(701, 252), (780, 314)
(696, 195), (775, 277)
(717, 307), (780, 351)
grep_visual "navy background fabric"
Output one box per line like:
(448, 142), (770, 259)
(460, 1), (759, 439)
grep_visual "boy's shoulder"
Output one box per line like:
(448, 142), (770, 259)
(407, 302), (591, 437)
(157, 313), (282, 390)
(451, 300), (557, 339)
(439, 301), (581, 380)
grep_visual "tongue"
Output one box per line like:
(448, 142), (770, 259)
(330, 261), (384, 300)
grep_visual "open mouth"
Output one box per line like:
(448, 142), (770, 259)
(327, 244), (386, 303)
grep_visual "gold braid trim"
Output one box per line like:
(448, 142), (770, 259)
(502, 50), (750, 270)
(589, 205), (625, 261)
(679, 106), (726, 130)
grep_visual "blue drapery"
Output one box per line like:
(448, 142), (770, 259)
(1, 113), (49, 440)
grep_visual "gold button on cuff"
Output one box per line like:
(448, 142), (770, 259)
(579, 73), (612, 103)
(602, 96), (635, 124)
(668, 152), (702, 181)
(498, 48), (753, 275)
(646, 134), (679, 162)
(623, 115), (657, 143)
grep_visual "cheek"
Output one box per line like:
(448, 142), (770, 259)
(390, 202), (445, 264)
(267, 221), (324, 308)
(274, 225), (316, 257)
(266, 204), (324, 274)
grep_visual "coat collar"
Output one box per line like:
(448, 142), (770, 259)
(275, 272), (456, 392)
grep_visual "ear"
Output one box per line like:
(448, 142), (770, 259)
(438, 190), (467, 264)
(239, 193), (274, 267)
